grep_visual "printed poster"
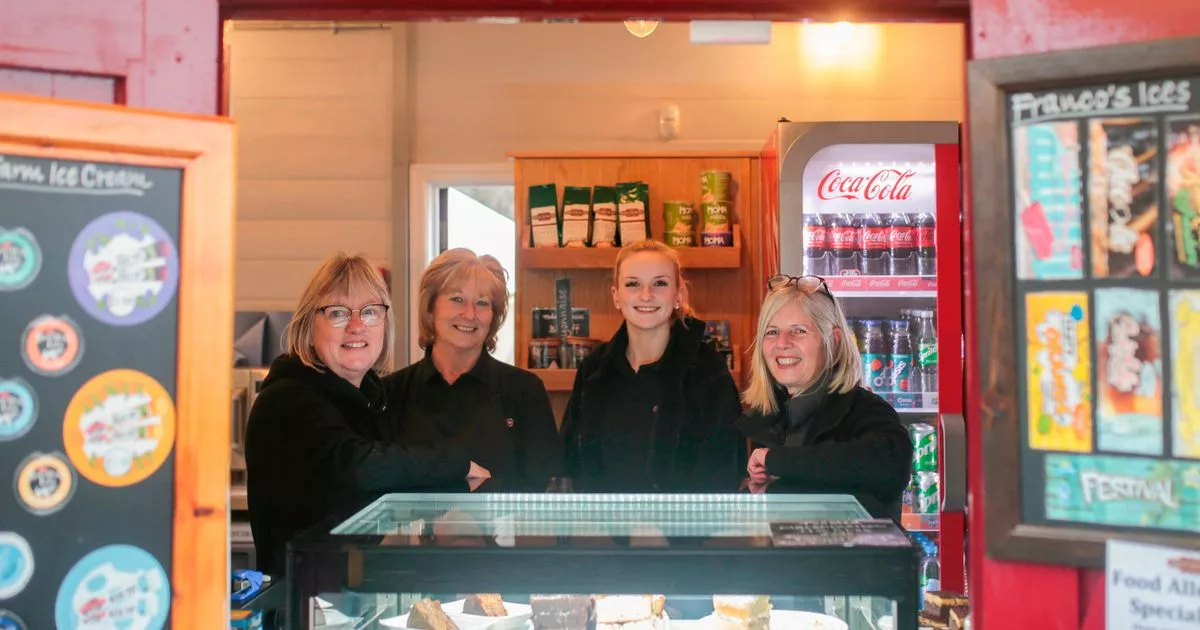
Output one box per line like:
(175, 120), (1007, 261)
(1170, 291), (1200, 459)
(1014, 122), (1085, 280)
(1166, 116), (1200, 279)
(1026, 292), (1093, 452)
(1088, 118), (1160, 278)
(1095, 288), (1164, 455)
(1045, 454), (1200, 533)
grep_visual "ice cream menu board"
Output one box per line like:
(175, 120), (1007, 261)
(1010, 77), (1200, 537)
(0, 154), (179, 629)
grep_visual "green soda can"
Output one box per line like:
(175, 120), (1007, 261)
(910, 422), (937, 473)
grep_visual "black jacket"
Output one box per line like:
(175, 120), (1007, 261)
(385, 350), (561, 489)
(560, 317), (745, 492)
(737, 386), (913, 520)
(245, 354), (470, 576)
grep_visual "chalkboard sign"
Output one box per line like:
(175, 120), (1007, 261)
(970, 37), (1200, 567)
(0, 96), (234, 628)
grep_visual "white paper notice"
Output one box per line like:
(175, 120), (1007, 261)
(1107, 539), (1200, 630)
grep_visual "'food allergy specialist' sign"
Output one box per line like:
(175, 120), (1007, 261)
(1108, 539), (1200, 630)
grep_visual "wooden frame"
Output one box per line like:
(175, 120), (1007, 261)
(968, 36), (1200, 568)
(0, 93), (235, 627)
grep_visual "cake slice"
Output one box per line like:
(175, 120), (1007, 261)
(948, 606), (969, 630)
(923, 591), (969, 619)
(711, 595), (771, 630)
(594, 595), (668, 630)
(408, 599), (460, 630)
(464, 594), (507, 617)
(531, 594), (594, 630)
(919, 611), (949, 630)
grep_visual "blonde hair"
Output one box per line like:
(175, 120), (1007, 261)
(741, 282), (861, 415)
(285, 252), (395, 375)
(612, 239), (694, 323)
(418, 248), (510, 352)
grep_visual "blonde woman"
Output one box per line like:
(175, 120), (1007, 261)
(387, 248), (560, 488)
(560, 240), (744, 492)
(245, 253), (485, 576)
(738, 274), (912, 519)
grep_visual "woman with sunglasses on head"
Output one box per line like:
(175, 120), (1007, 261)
(738, 275), (912, 519)
(560, 239), (744, 492)
(244, 253), (486, 577)
(386, 248), (561, 489)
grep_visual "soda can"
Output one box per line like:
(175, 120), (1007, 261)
(909, 422), (937, 473)
(916, 471), (939, 514)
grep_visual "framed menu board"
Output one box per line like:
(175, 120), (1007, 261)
(0, 94), (233, 628)
(969, 37), (1200, 567)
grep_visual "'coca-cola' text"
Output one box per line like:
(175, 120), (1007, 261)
(817, 168), (916, 202)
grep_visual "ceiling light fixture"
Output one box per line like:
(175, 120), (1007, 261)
(624, 19), (660, 38)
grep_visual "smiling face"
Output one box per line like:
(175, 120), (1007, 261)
(312, 284), (387, 387)
(612, 251), (681, 332)
(761, 296), (829, 396)
(432, 277), (495, 354)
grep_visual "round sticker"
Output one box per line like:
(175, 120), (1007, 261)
(21, 315), (84, 377)
(0, 227), (41, 292)
(54, 544), (170, 628)
(0, 532), (33, 600)
(63, 369), (176, 487)
(0, 378), (37, 442)
(0, 610), (28, 630)
(68, 211), (179, 326)
(14, 451), (76, 515)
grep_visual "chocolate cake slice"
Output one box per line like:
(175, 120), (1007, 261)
(464, 594), (508, 617)
(923, 591), (969, 619)
(408, 599), (460, 630)
(531, 594), (594, 630)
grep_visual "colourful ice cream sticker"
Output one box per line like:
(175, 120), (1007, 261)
(63, 369), (176, 487)
(0, 532), (33, 600)
(1014, 122), (1085, 280)
(68, 211), (178, 326)
(21, 314), (84, 376)
(1171, 290), (1200, 459)
(1045, 454), (1200, 533)
(1095, 288), (1164, 455)
(54, 544), (170, 629)
(14, 451), (76, 516)
(1025, 292), (1093, 452)
(0, 378), (37, 442)
(0, 227), (41, 291)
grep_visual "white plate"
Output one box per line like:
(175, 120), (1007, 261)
(315, 608), (355, 629)
(698, 610), (848, 630)
(445, 599), (533, 630)
(379, 600), (511, 630)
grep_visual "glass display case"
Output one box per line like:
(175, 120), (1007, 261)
(286, 492), (919, 630)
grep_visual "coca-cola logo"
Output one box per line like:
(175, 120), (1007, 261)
(868, 278), (890, 289)
(828, 227), (856, 249)
(917, 226), (935, 247)
(863, 227), (888, 249)
(889, 227), (916, 248)
(817, 168), (916, 201)
(897, 278), (920, 287)
(803, 226), (827, 245)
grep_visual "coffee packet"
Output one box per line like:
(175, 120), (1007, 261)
(528, 183), (560, 248)
(561, 186), (593, 248)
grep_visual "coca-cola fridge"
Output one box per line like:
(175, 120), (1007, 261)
(757, 121), (967, 611)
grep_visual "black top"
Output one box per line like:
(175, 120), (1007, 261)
(560, 317), (745, 492)
(244, 354), (470, 576)
(737, 385), (913, 520)
(385, 349), (561, 488)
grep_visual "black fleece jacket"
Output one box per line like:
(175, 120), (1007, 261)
(245, 354), (470, 575)
(737, 385), (913, 520)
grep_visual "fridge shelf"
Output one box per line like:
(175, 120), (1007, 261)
(872, 391), (938, 410)
(826, 275), (936, 297)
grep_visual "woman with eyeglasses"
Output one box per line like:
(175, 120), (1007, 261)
(737, 274), (913, 519)
(244, 253), (486, 576)
(560, 239), (744, 492)
(386, 248), (561, 489)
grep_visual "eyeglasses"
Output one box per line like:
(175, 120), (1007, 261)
(317, 303), (389, 328)
(767, 274), (834, 299)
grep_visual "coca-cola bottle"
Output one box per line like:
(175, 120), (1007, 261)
(803, 213), (828, 277)
(858, 213), (890, 276)
(888, 213), (917, 276)
(915, 211), (936, 276)
(827, 213), (859, 276)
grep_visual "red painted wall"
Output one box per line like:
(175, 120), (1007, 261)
(967, 1), (1200, 629)
(0, 0), (218, 114)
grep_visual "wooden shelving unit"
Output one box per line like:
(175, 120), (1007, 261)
(510, 151), (763, 423)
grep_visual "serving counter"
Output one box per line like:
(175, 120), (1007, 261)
(285, 491), (919, 630)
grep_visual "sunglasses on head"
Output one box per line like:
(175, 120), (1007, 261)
(767, 274), (834, 299)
